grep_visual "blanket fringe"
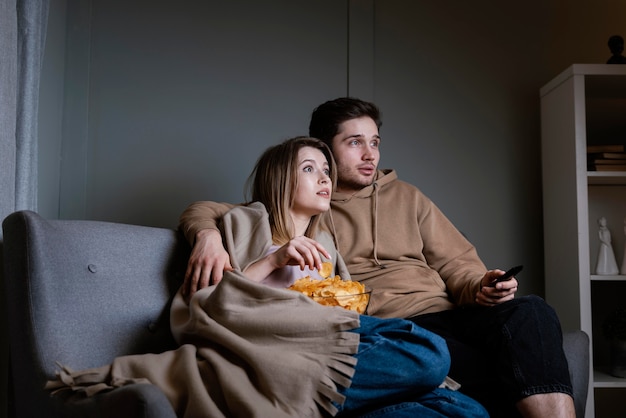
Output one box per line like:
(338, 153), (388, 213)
(45, 362), (151, 398)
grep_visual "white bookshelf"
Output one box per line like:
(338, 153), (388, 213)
(541, 64), (626, 418)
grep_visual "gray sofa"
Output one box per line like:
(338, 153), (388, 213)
(2, 210), (590, 417)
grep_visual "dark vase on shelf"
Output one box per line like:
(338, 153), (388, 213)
(610, 339), (626, 378)
(603, 307), (626, 377)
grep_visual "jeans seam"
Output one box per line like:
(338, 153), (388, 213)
(502, 323), (524, 385)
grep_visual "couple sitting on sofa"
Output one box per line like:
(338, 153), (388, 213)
(178, 97), (575, 418)
(49, 97), (575, 418)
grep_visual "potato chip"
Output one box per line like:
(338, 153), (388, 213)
(319, 261), (333, 278)
(288, 271), (370, 314)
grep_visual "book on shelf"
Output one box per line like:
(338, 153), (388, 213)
(592, 164), (626, 171)
(588, 152), (626, 160)
(587, 144), (625, 153)
(587, 146), (626, 170)
(591, 159), (626, 165)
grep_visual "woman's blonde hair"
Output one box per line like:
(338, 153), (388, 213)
(245, 136), (337, 245)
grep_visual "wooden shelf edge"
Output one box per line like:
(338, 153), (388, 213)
(590, 275), (626, 281)
(588, 172), (626, 185)
(594, 368), (626, 388)
(540, 64), (626, 97)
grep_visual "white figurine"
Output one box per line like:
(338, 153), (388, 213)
(621, 217), (626, 275)
(596, 216), (619, 275)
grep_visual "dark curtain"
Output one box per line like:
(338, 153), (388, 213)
(1, 0), (50, 416)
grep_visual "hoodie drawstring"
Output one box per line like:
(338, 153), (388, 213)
(371, 182), (386, 269)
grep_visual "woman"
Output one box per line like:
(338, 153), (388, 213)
(213, 136), (487, 417)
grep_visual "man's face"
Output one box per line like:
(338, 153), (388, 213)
(330, 117), (380, 193)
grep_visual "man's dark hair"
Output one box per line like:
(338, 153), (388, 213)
(308, 97), (382, 149)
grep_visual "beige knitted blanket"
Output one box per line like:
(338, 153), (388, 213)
(46, 271), (361, 417)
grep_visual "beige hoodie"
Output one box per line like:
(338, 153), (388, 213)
(179, 169), (486, 319)
(328, 169), (485, 318)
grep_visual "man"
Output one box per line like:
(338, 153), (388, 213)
(179, 98), (575, 418)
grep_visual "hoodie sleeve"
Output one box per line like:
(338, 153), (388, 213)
(178, 200), (238, 245)
(417, 195), (485, 306)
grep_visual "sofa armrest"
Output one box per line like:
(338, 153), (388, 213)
(2, 211), (189, 417)
(562, 330), (590, 418)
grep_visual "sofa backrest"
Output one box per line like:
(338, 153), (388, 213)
(2, 211), (189, 417)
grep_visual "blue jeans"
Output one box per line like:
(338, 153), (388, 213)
(411, 295), (573, 418)
(336, 315), (488, 417)
(356, 388), (490, 418)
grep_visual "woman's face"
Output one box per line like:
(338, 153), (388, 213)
(290, 146), (332, 221)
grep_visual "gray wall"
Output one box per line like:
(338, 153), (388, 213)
(37, 0), (626, 297)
